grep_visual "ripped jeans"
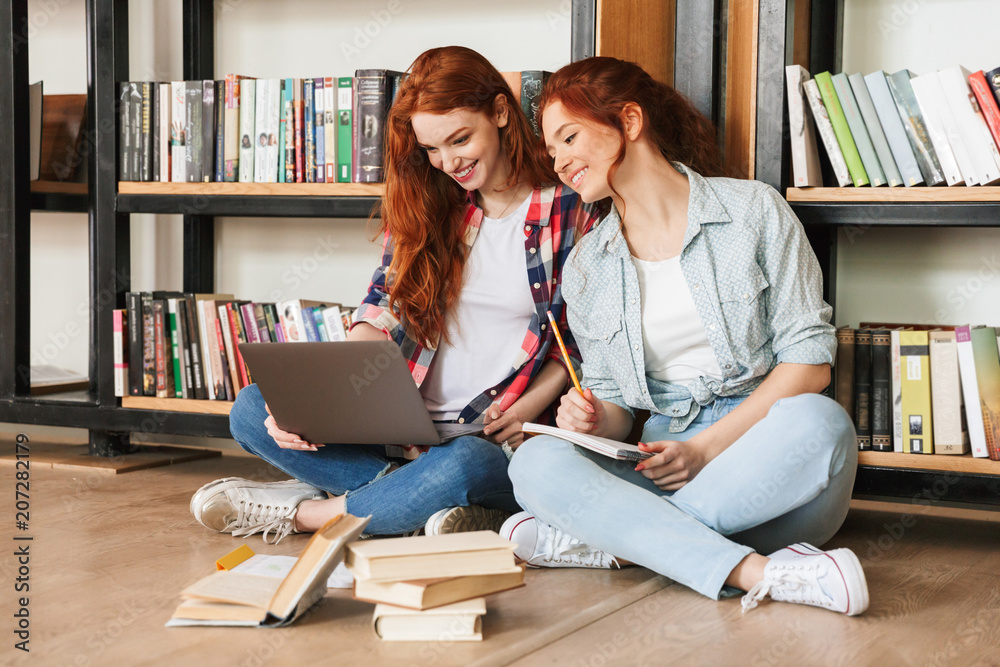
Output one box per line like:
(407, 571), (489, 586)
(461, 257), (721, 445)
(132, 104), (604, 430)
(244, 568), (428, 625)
(228, 384), (521, 534)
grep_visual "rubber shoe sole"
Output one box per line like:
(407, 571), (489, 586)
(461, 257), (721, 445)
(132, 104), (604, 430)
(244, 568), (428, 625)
(424, 506), (512, 536)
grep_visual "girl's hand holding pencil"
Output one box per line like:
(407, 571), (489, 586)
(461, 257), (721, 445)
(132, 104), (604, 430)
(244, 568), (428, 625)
(546, 310), (607, 435)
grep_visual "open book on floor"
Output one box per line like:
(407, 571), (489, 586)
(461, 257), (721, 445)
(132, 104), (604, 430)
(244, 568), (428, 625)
(167, 513), (369, 627)
(521, 422), (652, 462)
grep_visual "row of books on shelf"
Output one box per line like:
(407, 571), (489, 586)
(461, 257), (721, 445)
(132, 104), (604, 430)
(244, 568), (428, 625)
(112, 291), (354, 402)
(117, 70), (550, 185)
(832, 323), (1000, 461)
(169, 514), (524, 640)
(786, 64), (1000, 188)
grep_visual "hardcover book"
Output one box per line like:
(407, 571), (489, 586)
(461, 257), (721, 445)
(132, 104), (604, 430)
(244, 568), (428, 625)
(864, 71), (924, 186)
(314, 78), (325, 183)
(157, 83), (171, 182)
(337, 77), (353, 182)
(182, 296), (208, 400)
(304, 78), (316, 183)
(238, 78), (255, 183)
(223, 74), (245, 182)
(814, 71), (869, 187)
(277, 79), (287, 183)
(152, 84), (160, 182)
(886, 69), (945, 187)
(853, 329), (872, 450)
(955, 326), (989, 458)
(345, 531), (518, 582)
(910, 71), (969, 186)
(969, 326), (1000, 461)
(353, 69), (403, 183)
(283, 77), (296, 184)
(354, 567), (524, 611)
(832, 73), (886, 186)
(372, 598), (486, 641)
(938, 66), (1000, 185)
(113, 309), (127, 397)
(968, 70), (1000, 153)
(170, 81), (186, 182)
(119, 83), (131, 181)
(929, 331), (969, 454)
(987, 66), (1000, 107)
(129, 82), (142, 183)
(324, 76), (338, 182)
(126, 292), (144, 396)
(214, 79), (225, 182)
(834, 326), (855, 419)
(141, 292), (155, 396)
(202, 80), (216, 183)
(168, 514), (370, 627)
(785, 66), (823, 187)
(802, 78), (852, 186)
(849, 72), (903, 187)
(870, 330), (892, 451)
(899, 330), (934, 454)
(890, 329), (906, 452)
(184, 81), (204, 183)
(521, 422), (652, 462)
(140, 81), (153, 182)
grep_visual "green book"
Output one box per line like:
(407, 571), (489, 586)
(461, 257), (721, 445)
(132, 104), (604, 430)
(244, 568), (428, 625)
(815, 71), (870, 187)
(337, 76), (353, 183)
(832, 73), (886, 187)
(168, 303), (183, 398)
(277, 79), (287, 183)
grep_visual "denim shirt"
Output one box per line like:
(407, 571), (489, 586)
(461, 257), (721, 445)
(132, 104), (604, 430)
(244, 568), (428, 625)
(562, 163), (835, 433)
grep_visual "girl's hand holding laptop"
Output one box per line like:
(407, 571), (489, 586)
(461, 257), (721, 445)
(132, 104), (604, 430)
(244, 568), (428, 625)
(264, 403), (323, 451)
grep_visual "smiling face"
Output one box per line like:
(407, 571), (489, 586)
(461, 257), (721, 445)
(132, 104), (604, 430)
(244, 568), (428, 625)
(410, 102), (510, 194)
(542, 100), (623, 203)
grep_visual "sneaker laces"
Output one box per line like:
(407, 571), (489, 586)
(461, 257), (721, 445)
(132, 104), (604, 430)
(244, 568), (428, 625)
(229, 499), (299, 544)
(741, 563), (824, 614)
(542, 526), (619, 568)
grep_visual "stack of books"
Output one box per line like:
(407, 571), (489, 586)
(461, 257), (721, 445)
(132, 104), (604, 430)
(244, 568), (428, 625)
(345, 531), (524, 641)
(832, 323), (1000, 461)
(117, 70), (551, 185)
(786, 64), (1000, 187)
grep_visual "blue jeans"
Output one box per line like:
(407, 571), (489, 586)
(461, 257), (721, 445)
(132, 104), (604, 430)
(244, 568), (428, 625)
(508, 393), (857, 599)
(229, 384), (521, 535)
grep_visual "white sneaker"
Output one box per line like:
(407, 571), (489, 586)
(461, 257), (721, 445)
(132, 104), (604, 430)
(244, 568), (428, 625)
(741, 543), (869, 616)
(424, 505), (512, 536)
(499, 512), (619, 569)
(190, 477), (327, 544)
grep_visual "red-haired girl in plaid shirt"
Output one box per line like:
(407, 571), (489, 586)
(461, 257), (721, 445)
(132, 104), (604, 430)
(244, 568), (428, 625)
(192, 46), (601, 542)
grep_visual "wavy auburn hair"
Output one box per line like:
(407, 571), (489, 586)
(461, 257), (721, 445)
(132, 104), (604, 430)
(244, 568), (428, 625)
(538, 57), (728, 206)
(380, 46), (556, 348)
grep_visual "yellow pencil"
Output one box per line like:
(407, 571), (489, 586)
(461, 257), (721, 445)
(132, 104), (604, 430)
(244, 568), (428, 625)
(546, 310), (584, 395)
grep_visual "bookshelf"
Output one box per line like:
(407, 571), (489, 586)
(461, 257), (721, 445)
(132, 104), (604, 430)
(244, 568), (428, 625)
(1, 0), (692, 456)
(747, 0), (999, 507)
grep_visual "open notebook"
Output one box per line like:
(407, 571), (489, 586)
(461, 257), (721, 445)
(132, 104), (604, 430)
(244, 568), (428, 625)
(521, 423), (652, 462)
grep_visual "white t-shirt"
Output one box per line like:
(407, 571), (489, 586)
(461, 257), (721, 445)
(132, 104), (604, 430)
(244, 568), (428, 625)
(631, 254), (724, 386)
(421, 195), (535, 420)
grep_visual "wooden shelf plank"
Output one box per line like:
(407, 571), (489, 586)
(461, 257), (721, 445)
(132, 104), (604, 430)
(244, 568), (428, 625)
(30, 180), (88, 195)
(118, 182), (384, 197)
(859, 450), (1000, 476)
(121, 395), (233, 416)
(787, 186), (1000, 203)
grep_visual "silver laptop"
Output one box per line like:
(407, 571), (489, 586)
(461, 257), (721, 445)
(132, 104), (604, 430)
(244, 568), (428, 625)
(238, 341), (485, 446)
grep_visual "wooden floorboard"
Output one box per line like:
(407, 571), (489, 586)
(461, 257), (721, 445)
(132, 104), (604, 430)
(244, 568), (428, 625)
(4, 450), (998, 665)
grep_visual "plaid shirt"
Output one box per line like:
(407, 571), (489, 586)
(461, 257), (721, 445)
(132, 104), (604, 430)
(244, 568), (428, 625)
(355, 184), (600, 425)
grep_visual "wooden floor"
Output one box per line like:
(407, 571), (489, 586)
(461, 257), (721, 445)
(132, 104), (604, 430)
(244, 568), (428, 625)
(3, 446), (1000, 666)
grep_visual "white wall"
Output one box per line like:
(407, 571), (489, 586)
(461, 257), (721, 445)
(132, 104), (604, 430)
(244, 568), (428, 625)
(836, 0), (1000, 328)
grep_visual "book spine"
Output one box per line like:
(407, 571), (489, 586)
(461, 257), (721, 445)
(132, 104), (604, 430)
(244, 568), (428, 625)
(240, 304), (261, 344)
(886, 70), (944, 186)
(890, 330), (904, 453)
(239, 78), (256, 183)
(141, 293), (156, 396)
(987, 67), (1000, 108)
(870, 330), (892, 452)
(182, 297), (207, 400)
(785, 66), (823, 187)
(168, 299), (184, 398)
(304, 78), (316, 183)
(803, 79), (852, 187)
(284, 78), (296, 183)
(939, 66), (1000, 185)
(899, 331), (934, 455)
(312, 307), (328, 341)
(832, 73), (886, 186)
(853, 329), (872, 450)
(130, 83), (142, 183)
(294, 79), (304, 183)
(152, 300), (168, 398)
(253, 303), (272, 343)
(126, 292), (144, 396)
(929, 331), (968, 454)
(254, 80), (268, 183)
(224, 74), (240, 182)
(113, 309), (126, 398)
(814, 72), (869, 187)
(278, 79), (287, 184)
(324, 77), (337, 182)
(314, 78), (325, 182)
(158, 83), (171, 182)
(337, 77), (353, 182)
(300, 305), (321, 342)
(202, 80), (216, 182)
(151, 83), (160, 182)
(264, 304), (284, 343)
(176, 300), (193, 398)
(220, 303), (242, 392)
(849, 73), (903, 187)
(968, 70), (1000, 155)
(141, 82), (152, 182)
(170, 82), (186, 182)
(909, 73), (966, 186)
(864, 71), (924, 186)
(834, 326), (855, 418)
(185, 82), (203, 182)
(228, 303), (251, 388)
(214, 79), (225, 183)
(520, 71), (549, 137)
(195, 299), (216, 400)
(119, 83), (131, 181)
(970, 327), (1000, 461)
(353, 70), (396, 183)
(267, 80), (281, 182)
(956, 326), (989, 457)
(214, 311), (235, 401)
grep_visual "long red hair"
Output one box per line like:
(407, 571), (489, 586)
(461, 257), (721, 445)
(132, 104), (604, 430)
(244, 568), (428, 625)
(380, 46), (556, 347)
(538, 57), (729, 205)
